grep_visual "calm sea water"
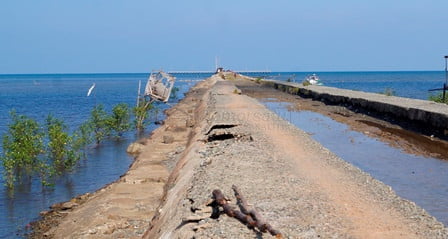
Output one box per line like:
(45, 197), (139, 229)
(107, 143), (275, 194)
(258, 71), (447, 100)
(0, 73), (210, 238)
(0, 71), (446, 238)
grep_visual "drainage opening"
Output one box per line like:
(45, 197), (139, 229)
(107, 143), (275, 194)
(206, 124), (239, 135)
(207, 133), (236, 142)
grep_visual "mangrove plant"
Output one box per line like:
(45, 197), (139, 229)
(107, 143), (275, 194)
(45, 115), (80, 174)
(133, 97), (154, 131)
(107, 103), (131, 137)
(1, 112), (44, 189)
(88, 104), (110, 145)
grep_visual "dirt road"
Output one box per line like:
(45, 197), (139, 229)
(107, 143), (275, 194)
(146, 74), (447, 238)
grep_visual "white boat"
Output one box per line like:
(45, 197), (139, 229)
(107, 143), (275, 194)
(304, 74), (323, 85)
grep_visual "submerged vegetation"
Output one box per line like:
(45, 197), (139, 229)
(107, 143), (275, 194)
(1, 112), (44, 189)
(89, 104), (110, 145)
(107, 103), (131, 138)
(1, 101), (156, 190)
(45, 115), (79, 175)
(134, 97), (155, 131)
(170, 86), (180, 100)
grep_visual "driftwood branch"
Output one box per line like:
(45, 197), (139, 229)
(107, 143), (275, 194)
(212, 186), (282, 238)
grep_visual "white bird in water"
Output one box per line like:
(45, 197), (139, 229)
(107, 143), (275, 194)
(87, 83), (96, 97)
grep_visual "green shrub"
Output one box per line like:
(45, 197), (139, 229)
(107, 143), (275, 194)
(89, 104), (110, 145)
(170, 87), (180, 100)
(45, 115), (80, 174)
(73, 121), (93, 157)
(288, 87), (300, 94)
(107, 103), (131, 137)
(302, 80), (311, 86)
(133, 98), (154, 131)
(379, 87), (395, 96)
(429, 92), (448, 104)
(277, 85), (286, 91)
(1, 112), (44, 189)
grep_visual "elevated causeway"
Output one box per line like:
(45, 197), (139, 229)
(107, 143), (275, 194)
(263, 79), (448, 137)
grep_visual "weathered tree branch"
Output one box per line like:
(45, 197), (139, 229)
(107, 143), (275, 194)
(212, 187), (282, 238)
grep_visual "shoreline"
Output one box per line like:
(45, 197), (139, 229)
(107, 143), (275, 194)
(31, 73), (448, 238)
(30, 77), (212, 238)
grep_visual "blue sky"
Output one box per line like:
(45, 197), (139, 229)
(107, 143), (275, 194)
(1, 0), (447, 73)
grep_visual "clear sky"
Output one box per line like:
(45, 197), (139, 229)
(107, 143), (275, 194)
(1, 0), (447, 73)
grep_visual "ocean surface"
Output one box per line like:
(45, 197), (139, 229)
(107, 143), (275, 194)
(256, 71), (447, 100)
(0, 71), (446, 238)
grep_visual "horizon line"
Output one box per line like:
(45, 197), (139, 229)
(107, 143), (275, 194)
(0, 69), (445, 75)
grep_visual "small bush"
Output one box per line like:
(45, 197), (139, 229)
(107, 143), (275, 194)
(45, 115), (79, 174)
(89, 104), (110, 145)
(288, 87), (300, 95)
(379, 87), (395, 96)
(133, 98), (154, 131)
(302, 80), (311, 86)
(1, 112), (44, 189)
(170, 87), (180, 100)
(73, 121), (93, 158)
(429, 92), (448, 104)
(107, 103), (131, 137)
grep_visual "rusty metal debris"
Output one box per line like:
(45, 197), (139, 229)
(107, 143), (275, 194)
(211, 185), (283, 238)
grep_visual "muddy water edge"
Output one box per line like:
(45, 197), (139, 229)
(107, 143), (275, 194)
(234, 79), (448, 226)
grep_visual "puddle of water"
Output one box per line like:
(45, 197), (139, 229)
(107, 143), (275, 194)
(264, 101), (448, 226)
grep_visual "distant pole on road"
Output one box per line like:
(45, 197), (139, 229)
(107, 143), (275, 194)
(444, 56), (448, 101)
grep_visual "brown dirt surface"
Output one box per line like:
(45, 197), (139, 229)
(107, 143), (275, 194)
(145, 73), (448, 238)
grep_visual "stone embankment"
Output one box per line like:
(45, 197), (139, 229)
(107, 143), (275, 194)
(264, 80), (448, 137)
(30, 76), (214, 238)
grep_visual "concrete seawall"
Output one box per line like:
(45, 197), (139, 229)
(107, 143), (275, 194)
(263, 79), (448, 137)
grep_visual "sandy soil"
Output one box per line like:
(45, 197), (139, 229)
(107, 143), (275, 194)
(31, 73), (448, 238)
